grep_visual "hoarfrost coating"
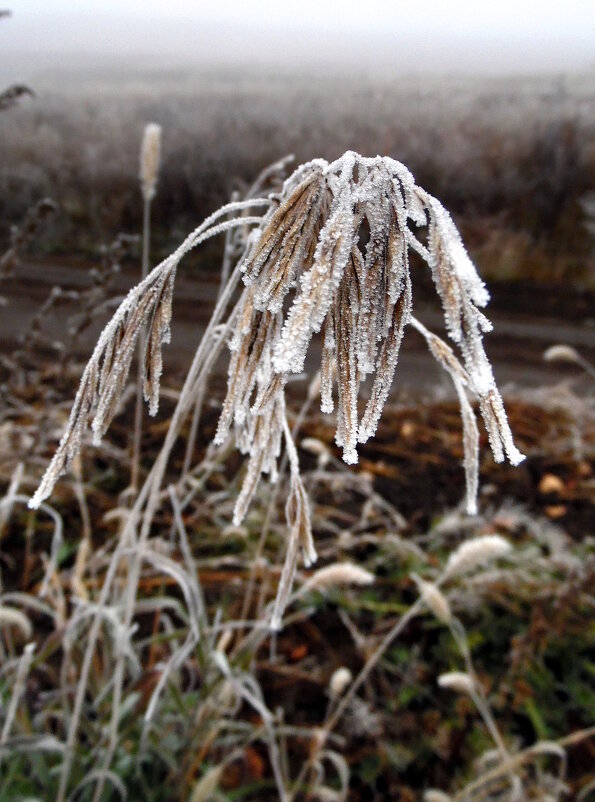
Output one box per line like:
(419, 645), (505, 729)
(30, 153), (524, 614)
(216, 152), (523, 529)
(29, 150), (525, 628)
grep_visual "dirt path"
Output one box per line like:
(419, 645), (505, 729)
(1, 260), (594, 398)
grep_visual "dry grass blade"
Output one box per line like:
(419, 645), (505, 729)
(270, 416), (315, 630)
(143, 267), (176, 414)
(410, 316), (480, 513)
(358, 274), (412, 446)
(244, 166), (329, 314)
(0, 198), (57, 276)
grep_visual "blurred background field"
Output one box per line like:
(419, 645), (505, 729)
(1, 68), (595, 291)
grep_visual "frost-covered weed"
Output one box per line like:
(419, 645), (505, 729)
(30, 151), (524, 627)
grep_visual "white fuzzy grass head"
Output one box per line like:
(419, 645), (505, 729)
(411, 573), (452, 625)
(29, 151), (525, 623)
(543, 344), (582, 365)
(424, 792), (453, 802)
(302, 561), (375, 593)
(328, 666), (353, 698)
(140, 122), (162, 203)
(437, 671), (475, 695)
(445, 534), (512, 578)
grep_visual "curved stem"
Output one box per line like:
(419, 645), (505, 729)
(88, 250), (249, 802)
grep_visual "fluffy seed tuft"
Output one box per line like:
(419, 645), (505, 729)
(411, 574), (452, 625)
(424, 792), (453, 802)
(139, 122), (162, 203)
(303, 562), (375, 592)
(328, 666), (353, 698)
(445, 534), (512, 578)
(438, 671), (475, 695)
(543, 344), (581, 364)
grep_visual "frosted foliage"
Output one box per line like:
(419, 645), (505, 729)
(30, 152), (524, 621)
(219, 152), (524, 523)
(28, 150), (526, 632)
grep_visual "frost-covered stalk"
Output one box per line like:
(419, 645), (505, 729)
(31, 151), (524, 631)
(181, 189), (242, 478)
(182, 152), (291, 477)
(131, 123), (162, 496)
(1, 642), (36, 745)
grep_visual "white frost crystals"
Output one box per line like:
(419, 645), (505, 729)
(29, 151), (525, 626)
(215, 151), (524, 523)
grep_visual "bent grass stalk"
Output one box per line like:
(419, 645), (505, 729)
(53, 231), (257, 802)
(88, 254), (252, 802)
(31, 152), (525, 514)
(183, 154), (292, 477)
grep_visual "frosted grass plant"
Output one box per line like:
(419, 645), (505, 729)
(24, 146), (531, 799)
(25, 156), (527, 796)
(30, 151), (524, 626)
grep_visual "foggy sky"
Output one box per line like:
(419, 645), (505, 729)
(2, 1), (595, 77)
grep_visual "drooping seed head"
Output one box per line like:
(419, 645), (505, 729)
(543, 344), (581, 365)
(0, 605), (32, 640)
(424, 792), (453, 802)
(303, 561), (375, 592)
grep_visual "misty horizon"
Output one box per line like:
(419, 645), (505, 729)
(2, 3), (595, 84)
